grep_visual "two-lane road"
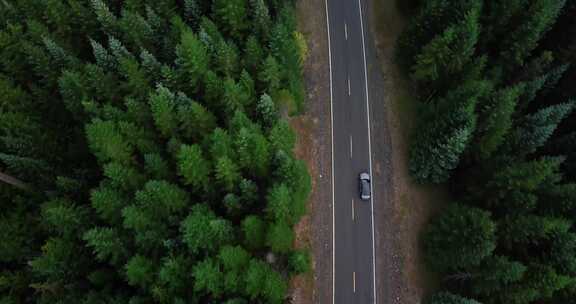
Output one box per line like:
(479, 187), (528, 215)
(325, 0), (377, 303)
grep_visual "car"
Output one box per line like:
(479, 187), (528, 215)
(359, 172), (371, 201)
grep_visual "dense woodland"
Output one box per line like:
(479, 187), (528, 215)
(399, 1), (576, 303)
(0, 0), (310, 303)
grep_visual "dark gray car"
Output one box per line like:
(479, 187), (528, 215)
(359, 172), (371, 200)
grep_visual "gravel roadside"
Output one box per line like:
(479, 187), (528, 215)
(289, 0), (334, 303)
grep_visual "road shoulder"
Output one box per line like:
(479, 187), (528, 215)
(289, 0), (334, 303)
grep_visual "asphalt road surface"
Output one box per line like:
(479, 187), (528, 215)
(325, 0), (377, 303)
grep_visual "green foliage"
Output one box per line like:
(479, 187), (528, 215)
(212, 0), (248, 38)
(149, 85), (178, 138)
(424, 203), (496, 272)
(83, 227), (127, 265)
(410, 80), (492, 183)
(500, 0), (566, 68)
(469, 256), (527, 297)
(180, 205), (234, 254)
(242, 215), (267, 250)
(475, 84), (525, 159)
(259, 55), (282, 93)
(86, 119), (133, 164)
(177, 144), (210, 191)
(0, 0), (309, 302)
(125, 255), (155, 288)
(266, 221), (294, 253)
(289, 250), (311, 274)
(192, 258), (224, 296)
(412, 7), (481, 84)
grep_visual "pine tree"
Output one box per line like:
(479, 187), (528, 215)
(268, 120), (296, 153)
(176, 29), (209, 87)
(90, 184), (129, 223)
(212, 0), (248, 39)
(192, 258), (224, 297)
(412, 8), (481, 84)
(124, 255), (155, 288)
(507, 102), (574, 155)
(424, 203), (496, 272)
(267, 183), (294, 224)
(475, 84), (524, 159)
(177, 144), (210, 191)
(215, 157), (241, 192)
(256, 93), (278, 128)
(89, 38), (116, 71)
(289, 250), (310, 274)
(86, 119), (134, 164)
(209, 128), (235, 161)
(158, 255), (189, 292)
(410, 80), (492, 183)
(259, 55), (281, 93)
(149, 85), (178, 138)
(218, 245), (250, 272)
(500, 0), (566, 68)
(180, 205), (234, 254)
(91, 0), (119, 35)
(41, 199), (89, 237)
(244, 259), (268, 299)
(262, 268), (287, 304)
(83, 227), (128, 265)
(469, 256), (526, 297)
(266, 221), (294, 253)
(499, 215), (570, 248)
(242, 215), (266, 250)
(215, 40), (239, 77)
(244, 35), (264, 72)
(177, 101), (217, 141)
(249, 0), (271, 40)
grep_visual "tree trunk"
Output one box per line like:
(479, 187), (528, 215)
(0, 171), (30, 191)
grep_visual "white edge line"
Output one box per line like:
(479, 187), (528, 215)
(357, 0), (377, 303)
(323, 0), (336, 303)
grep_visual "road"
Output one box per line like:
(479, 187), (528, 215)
(325, 0), (377, 303)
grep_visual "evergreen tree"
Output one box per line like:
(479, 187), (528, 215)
(242, 215), (267, 250)
(474, 84), (524, 159)
(500, 0), (566, 68)
(124, 255), (155, 288)
(507, 102), (574, 155)
(424, 203), (496, 272)
(192, 258), (224, 297)
(259, 55), (282, 93)
(177, 144), (210, 191)
(266, 221), (294, 253)
(410, 80), (491, 183)
(180, 205), (234, 254)
(212, 0), (248, 39)
(469, 256), (527, 297)
(176, 29), (209, 87)
(412, 8), (480, 84)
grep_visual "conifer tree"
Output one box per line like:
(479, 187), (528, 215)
(424, 203), (496, 272)
(469, 256), (527, 297)
(177, 144), (210, 191)
(212, 0), (248, 39)
(242, 215), (267, 250)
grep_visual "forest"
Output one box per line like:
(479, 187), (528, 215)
(0, 0), (310, 303)
(399, 0), (576, 303)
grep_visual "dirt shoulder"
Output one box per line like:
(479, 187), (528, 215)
(366, 0), (449, 303)
(289, 0), (333, 303)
